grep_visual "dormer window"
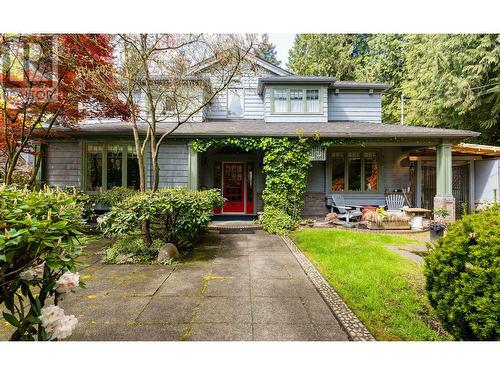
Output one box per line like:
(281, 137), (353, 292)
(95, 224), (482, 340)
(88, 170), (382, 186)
(271, 87), (322, 115)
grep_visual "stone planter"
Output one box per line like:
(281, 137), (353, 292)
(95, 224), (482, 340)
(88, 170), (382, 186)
(366, 221), (411, 230)
(429, 223), (447, 241)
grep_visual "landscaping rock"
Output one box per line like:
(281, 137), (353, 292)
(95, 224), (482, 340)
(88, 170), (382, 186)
(157, 243), (179, 262)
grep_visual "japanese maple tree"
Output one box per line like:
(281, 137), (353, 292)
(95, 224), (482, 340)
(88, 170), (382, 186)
(0, 34), (128, 185)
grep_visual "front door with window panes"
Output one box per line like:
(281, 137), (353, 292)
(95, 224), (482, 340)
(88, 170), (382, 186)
(222, 162), (245, 212)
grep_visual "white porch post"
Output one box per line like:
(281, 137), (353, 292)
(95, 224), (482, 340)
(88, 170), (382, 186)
(434, 142), (456, 221)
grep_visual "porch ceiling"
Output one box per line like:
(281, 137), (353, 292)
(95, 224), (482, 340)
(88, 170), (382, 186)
(55, 120), (480, 140)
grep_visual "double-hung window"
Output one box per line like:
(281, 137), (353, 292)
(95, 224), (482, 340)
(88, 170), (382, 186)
(330, 151), (379, 192)
(271, 87), (322, 114)
(85, 143), (140, 191)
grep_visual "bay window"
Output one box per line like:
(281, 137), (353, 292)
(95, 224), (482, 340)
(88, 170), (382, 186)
(271, 87), (322, 114)
(84, 143), (140, 191)
(330, 151), (379, 192)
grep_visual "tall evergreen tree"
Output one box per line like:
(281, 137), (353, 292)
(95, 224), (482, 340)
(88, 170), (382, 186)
(355, 34), (407, 123)
(287, 34), (363, 79)
(254, 34), (281, 66)
(402, 34), (500, 144)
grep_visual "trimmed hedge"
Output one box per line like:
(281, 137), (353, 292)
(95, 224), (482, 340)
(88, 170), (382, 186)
(425, 205), (500, 340)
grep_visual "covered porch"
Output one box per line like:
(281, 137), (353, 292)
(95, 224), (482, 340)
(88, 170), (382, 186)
(191, 145), (265, 216)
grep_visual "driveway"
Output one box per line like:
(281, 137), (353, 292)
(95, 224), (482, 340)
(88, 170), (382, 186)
(2, 231), (349, 341)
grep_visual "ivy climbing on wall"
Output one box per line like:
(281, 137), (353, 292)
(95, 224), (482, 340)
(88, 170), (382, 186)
(192, 137), (361, 234)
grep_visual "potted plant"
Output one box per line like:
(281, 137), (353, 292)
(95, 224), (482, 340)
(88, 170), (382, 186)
(430, 207), (449, 241)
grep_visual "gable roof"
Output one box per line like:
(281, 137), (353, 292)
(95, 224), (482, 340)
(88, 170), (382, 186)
(188, 52), (291, 77)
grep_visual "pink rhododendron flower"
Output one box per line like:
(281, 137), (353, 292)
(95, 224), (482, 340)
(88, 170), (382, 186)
(54, 271), (80, 294)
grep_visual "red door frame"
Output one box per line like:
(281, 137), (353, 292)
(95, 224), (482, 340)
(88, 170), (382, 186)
(222, 162), (245, 213)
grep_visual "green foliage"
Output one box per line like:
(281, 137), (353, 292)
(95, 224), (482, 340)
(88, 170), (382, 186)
(0, 185), (85, 340)
(254, 33), (281, 66)
(193, 137), (313, 233)
(103, 235), (164, 264)
(425, 205), (500, 340)
(99, 188), (223, 248)
(260, 137), (311, 224)
(288, 33), (500, 144)
(287, 34), (364, 79)
(260, 206), (296, 234)
(403, 34), (500, 144)
(90, 187), (138, 207)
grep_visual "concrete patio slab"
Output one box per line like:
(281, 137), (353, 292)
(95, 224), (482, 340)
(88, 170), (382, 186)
(0, 230), (350, 341)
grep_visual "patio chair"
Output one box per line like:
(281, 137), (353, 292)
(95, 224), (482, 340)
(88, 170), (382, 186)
(331, 194), (363, 223)
(385, 194), (405, 213)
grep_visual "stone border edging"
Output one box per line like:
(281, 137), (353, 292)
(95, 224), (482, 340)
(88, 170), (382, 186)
(281, 235), (376, 341)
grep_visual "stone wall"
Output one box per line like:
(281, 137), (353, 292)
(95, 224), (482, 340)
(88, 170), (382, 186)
(301, 192), (328, 217)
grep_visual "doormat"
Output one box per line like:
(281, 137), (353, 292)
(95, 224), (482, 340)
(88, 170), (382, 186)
(219, 229), (255, 234)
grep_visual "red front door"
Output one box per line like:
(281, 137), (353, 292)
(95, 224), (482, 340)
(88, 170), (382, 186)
(222, 162), (245, 213)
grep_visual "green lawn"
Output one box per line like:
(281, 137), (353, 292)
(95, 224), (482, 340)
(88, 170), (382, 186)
(289, 228), (451, 341)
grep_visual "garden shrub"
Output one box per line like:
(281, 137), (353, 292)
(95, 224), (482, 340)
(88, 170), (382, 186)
(424, 205), (500, 340)
(103, 235), (164, 264)
(260, 206), (296, 234)
(99, 188), (223, 249)
(91, 187), (138, 207)
(0, 185), (85, 340)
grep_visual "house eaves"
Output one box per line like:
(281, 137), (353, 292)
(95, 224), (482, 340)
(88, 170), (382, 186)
(56, 120), (480, 140)
(257, 76), (337, 95)
(331, 81), (392, 91)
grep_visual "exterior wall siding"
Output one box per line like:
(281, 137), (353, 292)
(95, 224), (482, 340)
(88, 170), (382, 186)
(45, 141), (81, 188)
(306, 161), (326, 192)
(328, 91), (382, 123)
(146, 143), (189, 188)
(206, 64), (273, 120)
(474, 159), (500, 203)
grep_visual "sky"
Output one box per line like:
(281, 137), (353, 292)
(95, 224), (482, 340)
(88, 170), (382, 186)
(268, 34), (296, 68)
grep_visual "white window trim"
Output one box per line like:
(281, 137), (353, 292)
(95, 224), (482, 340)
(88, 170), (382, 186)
(270, 86), (323, 115)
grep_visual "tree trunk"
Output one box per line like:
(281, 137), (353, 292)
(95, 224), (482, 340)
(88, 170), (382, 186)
(141, 220), (152, 247)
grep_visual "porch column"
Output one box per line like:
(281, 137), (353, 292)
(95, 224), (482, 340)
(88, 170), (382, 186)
(434, 142), (455, 221)
(188, 143), (199, 191)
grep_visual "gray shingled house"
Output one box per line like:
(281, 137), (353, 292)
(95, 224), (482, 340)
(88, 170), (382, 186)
(42, 55), (479, 220)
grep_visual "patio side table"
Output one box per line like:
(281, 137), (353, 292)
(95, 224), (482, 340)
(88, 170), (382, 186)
(403, 208), (431, 230)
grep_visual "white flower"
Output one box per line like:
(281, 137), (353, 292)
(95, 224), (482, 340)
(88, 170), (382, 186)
(19, 268), (37, 281)
(39, 305), (78, 340)
(54, 271), (80, 294)
(39, 305), (65, 333)
(50, 314), (78, 340)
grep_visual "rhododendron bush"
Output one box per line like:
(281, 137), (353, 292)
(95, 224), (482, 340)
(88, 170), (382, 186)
(0, 185), (85, 340)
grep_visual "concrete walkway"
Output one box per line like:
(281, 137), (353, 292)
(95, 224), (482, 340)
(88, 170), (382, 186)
(57, 230), (348, 341)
